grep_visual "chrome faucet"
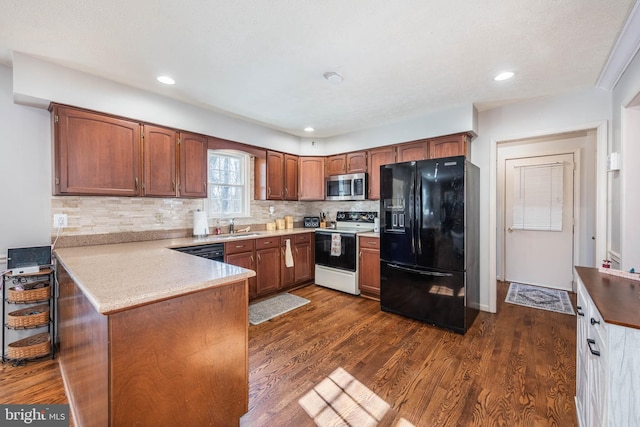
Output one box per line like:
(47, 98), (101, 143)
(229, 218), (235, 234)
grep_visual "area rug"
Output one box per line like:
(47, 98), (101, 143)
(505, 282), (574, 315)
(249, 293), (310, 325)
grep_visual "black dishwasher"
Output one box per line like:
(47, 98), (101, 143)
(173, 243), (225, 262)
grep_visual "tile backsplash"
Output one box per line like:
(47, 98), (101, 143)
(51, 196), (379, 237)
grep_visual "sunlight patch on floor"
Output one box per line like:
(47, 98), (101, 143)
(299, 367), (415, 427)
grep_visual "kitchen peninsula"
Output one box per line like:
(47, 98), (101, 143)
(54, 238), (256, 427)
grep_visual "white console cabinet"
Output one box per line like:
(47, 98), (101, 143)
(575, 268), (640, 427)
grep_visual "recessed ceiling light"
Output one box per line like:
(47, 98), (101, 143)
(157, 75), (175, 85)
(494, 71), (514, 81)
(304, 127), (315, 132)
(323, 71), (343, 84)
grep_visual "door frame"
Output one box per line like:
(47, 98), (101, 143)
(488, 120), (607, 313)
(500, 149), (581, 291)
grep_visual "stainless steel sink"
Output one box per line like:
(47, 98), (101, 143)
(214, 233), (262, 240)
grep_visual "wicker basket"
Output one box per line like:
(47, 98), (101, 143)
(7, 304), (50, 328)
(7, 332), (51, 360)
(7, 284), (51, 303)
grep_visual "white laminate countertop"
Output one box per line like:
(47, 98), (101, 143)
(53, 229), (315, 315)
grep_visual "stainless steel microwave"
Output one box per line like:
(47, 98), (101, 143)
(325, 173), (368, 201)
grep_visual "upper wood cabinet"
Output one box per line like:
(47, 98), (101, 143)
(178, 132), (208, 198)
(326, 151), (368, 175)
(325, 154), (346, 176)
(143, 125), (177, 197)
(255, 150), (297, 201)
(298, 157), (325, 200)
(284, 154), (298, 201)
(52, 105), (141, 196)
(346, 151), (367, 173)
(429, 133), (469, 159)
(396, 139), (430, 162)
(367, 146), (396, 200)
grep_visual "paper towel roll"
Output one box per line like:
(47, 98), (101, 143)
(193, 210), (209, 237)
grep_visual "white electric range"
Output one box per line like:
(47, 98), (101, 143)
(314, 211), (377, 295)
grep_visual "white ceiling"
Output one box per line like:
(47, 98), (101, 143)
(0, 0), (636, 138)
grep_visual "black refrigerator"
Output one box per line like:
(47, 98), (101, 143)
(380, 155), (479, 334)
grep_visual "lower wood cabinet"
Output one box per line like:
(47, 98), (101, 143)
(358, 235), (380, 299)
(225, 240), (257, 299)
(293, 233), (313, 283)
(256, 238), (281, 295)
(281, 233), (314, 289)
(226, 232), (314, 301)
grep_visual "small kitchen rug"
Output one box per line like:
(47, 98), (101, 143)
(505, 283), (574, 315)
(249, 293), (310, 325)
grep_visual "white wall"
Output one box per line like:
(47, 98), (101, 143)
(304, 104), (477, 155)
(474, 87), (612, 312)
(12, 53), (302, 154)
(0, 64), (52, 270)
(612, 49), (640, 270)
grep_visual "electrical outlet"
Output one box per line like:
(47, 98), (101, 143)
(53, 214), (68, 228)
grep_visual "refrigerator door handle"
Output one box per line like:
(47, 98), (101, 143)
(386, 263), (454, 277)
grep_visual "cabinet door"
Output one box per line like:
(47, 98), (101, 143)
(266, 151), (285, 200)
(358, 237), (380, 298)
(429, 134), (468, 159)
(367, 146), (396, 200)
(326, 154), (346, 176)
(396, 139), (429, 162)
(346, 151), (367, 173)
(284, 154), (298, 201)
(143, 125), (177, 197)
(256, 247), (281, 296)
(179, 132), (207, 198)
(225, 251), (256, 299)
(280, 237), (295, 288)
(294, 234), (312, 284)
(298, 157), (325, 200)
(53, 105), (141, 196)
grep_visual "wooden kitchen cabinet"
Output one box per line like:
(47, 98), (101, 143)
(325, 154), (346, 176)
(367, 146), (396, 200)
(255, 238), (281, 296)
(281, 233), (314, 290)
(284, 154), (298, 201)
(52, 105), (142, 196)
(293, 233), (313, 284)
(142, 125), (177, 197)
(280, 237), (295, 289)
(346, 151), (367, 173)
(358, 236), (380, 299)
(178, 132), (208, 198)
(255, 151), (298, 201)
(429, 133), (469, 158)
(396, 139), (430, 162)
(225, 240), (257, 299)
(298, 157), (325, 200)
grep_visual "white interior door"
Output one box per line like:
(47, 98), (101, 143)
(504, 153), (574, 291)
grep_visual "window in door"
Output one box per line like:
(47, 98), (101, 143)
(207, 150), (250, 218)
(512, 162), (564, 231)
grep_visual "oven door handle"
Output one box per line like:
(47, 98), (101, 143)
(386, 263), (454, 277)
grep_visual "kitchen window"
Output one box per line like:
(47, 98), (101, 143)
(207, 150), (250, 218)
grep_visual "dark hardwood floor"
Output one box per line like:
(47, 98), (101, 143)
(1, 281), (577, 427)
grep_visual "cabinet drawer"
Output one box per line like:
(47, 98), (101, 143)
(359, 236), (380, 249)
(294, 233), (311, 244)
(225, 240), (255, 255)
(256, 237), (279, 249)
